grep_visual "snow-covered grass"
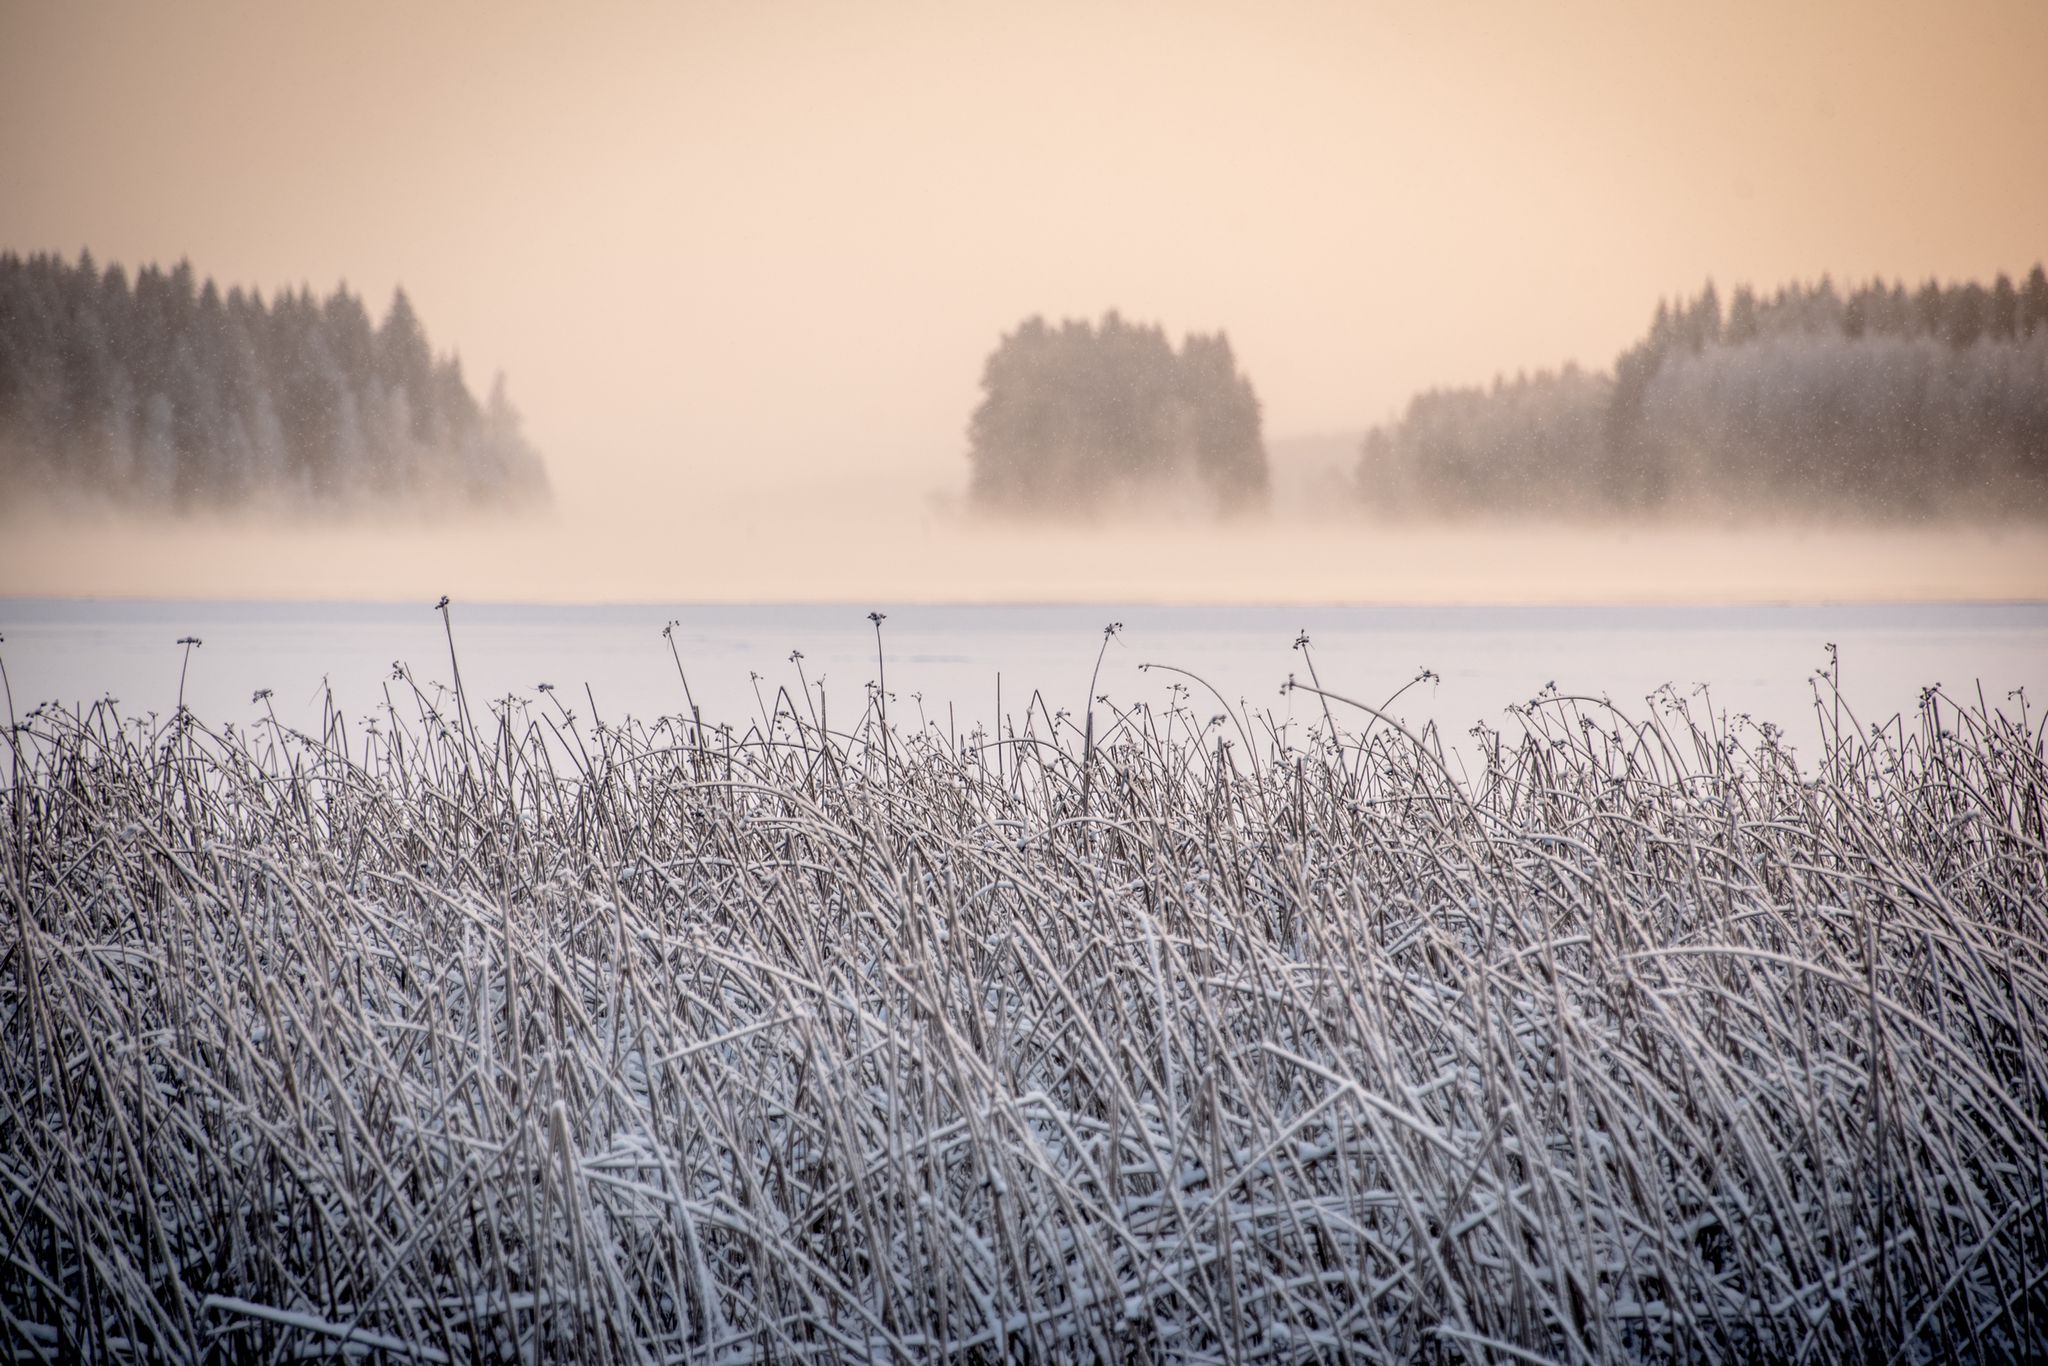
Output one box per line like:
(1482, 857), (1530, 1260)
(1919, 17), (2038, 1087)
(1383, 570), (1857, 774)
(2, 622), (2045, 1361)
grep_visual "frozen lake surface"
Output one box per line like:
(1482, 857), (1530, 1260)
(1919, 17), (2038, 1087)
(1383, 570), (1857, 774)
(4, 599), (2044, 763)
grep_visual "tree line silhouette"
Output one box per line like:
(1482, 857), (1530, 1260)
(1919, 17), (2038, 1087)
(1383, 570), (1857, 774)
(0, 251), (546, 510)
(1358, 266), (2048, 518)
(968, 312), (1267, 513)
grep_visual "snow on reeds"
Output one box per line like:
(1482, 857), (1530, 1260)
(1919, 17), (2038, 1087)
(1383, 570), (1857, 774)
(1, 621), (2045, 1362)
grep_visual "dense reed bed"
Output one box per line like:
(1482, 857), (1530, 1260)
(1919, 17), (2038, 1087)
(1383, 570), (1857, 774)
(2, 620), (2045, 1362)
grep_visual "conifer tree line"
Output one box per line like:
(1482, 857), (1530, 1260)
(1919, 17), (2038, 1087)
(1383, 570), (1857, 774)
(0, 251), (547, 509)
(1358, 266), (2048, 518)
(968, 312), (1267, 513)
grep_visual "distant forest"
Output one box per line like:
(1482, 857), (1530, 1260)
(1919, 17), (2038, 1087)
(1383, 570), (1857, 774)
(1358, 266), (2048, 518)
(0, 251), (546, 510)
(968, 312), (1267, 513)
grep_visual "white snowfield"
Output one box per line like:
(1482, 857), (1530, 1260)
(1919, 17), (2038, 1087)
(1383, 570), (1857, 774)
(1, 623), (2044, 1360)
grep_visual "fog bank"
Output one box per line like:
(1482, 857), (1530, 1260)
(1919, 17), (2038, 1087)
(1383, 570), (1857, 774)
(7, 489), (2043, 605)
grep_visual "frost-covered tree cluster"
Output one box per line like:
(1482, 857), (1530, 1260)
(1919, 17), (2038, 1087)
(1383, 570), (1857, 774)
(1359, 266), (2048, 518)
(968, 312), (1268, 514)
(0, 251), (547, 511)
(1356, 364), (1613, 514)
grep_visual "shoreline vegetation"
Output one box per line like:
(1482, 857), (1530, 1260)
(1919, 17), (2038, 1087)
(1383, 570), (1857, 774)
(0, 251), (547, 512)
(4, 251), (2045, 529)
(1356, 268), (2048, 520)
(956, 270), (2048, 521)
(2, 616), (2043, 1359)
(967, 312), (1269, 516)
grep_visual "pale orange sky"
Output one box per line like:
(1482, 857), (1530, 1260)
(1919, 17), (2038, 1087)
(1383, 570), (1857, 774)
(3, 0), (2046, 601)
